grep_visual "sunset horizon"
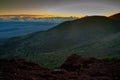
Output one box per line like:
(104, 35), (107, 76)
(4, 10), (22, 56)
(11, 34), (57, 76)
(0, 12), (119, 18)
(0, 0), (120, 80)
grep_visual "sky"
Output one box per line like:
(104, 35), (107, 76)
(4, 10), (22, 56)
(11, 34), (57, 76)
(0, 0), (120, 16)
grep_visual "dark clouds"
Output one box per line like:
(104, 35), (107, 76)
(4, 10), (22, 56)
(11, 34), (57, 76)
(0, 0), (120, 15)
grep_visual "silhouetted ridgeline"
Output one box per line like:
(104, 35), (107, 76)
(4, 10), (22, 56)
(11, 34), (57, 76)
(110, 13), (120, 21)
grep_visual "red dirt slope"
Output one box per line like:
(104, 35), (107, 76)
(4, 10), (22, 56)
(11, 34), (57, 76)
(0, 54), (120, 80)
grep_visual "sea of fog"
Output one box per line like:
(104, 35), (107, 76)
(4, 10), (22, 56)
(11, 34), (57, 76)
(0, 22), (60, 40)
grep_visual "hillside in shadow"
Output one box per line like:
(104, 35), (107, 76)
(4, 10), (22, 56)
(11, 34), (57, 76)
(0, 13), (120, 68)
(110, 13), (120, 21)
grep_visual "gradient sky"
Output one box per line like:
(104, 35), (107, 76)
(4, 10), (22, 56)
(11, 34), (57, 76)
(0, 0), (120, 16)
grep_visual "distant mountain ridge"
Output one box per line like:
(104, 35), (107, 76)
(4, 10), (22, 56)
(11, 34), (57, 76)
(0, 14), (120, 68)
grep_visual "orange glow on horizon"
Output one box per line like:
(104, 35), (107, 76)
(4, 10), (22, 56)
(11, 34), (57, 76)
(0, 14), (84, 18)
(0, 11), (119, 18)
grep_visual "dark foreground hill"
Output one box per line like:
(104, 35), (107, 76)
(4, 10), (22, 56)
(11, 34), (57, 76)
(0, 15), (120, 68)
(0, 54), (120, 80)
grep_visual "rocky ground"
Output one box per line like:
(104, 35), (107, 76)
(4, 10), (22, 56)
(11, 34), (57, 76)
(0, 54), (120, 80)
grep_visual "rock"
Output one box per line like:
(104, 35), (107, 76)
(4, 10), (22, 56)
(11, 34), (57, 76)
(0, 54), (120, 80)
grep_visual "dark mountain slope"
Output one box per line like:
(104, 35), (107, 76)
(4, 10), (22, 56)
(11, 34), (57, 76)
(110, 13), (120, 21)
(0, 16), (120, 68)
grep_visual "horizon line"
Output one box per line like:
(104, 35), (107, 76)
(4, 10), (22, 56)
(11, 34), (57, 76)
(0, 12), (119, 18)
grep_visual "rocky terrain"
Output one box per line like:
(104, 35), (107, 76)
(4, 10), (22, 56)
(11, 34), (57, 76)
(0, 54), (120, 80)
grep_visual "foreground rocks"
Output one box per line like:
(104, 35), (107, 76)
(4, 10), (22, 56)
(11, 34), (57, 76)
(0, 54), (120, 80)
